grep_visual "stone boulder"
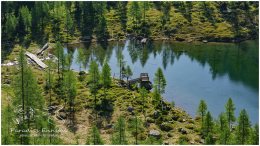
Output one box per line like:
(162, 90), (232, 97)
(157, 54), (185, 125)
(149, 130), (161, 138)
(160, 122), (173, 132)
(178, 128), (187, 134)
(127, 106), (134, 112)
(153, 110), (160, 119)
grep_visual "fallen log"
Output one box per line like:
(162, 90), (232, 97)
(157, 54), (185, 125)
(25, 51), (48, 69)
(36, 43), (49, 56)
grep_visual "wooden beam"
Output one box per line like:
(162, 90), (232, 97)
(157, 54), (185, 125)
(25, 51), (48, 69)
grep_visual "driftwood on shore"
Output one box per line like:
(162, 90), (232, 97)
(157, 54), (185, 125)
(36, 43), (49, 56)
(25, 51), (48, 69)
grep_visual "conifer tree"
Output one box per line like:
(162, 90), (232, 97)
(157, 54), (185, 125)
(225, 97), (236, 130)
(112, 116), (127, 144)
(250, 124), (259, 145)
(139, 87), (147, 116)
(218, 112), (230, 144)
(154, 67), (166, 95)
(86, 125), (104, 145)
(89, 60), (100, 121)
(101, 62), (111, 96)
(197, 100), (207, 130)
(5, 12), (17, 40)
(204, 111), (213, 136)
(236, 109), (251, 144)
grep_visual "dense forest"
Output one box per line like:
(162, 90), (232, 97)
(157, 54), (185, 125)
(1, 1), (259, 145)
(2, 1), (259, 44)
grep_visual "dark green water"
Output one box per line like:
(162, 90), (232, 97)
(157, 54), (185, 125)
(65, 40), (259, 123)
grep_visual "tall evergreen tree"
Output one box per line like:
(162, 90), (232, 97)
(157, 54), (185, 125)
(203, 111), (213, 136)
(250, 124), (259, 145)
(154, 67), (166, 110)
(154, 67), (166, 95)
(13, 48), (45, 144)
(54, 41), (64, 80)
(101, 62), (111, 96)
(139, 87), (147, 116)
(89, 60), (100, 121)
(225, 97), (236, 130)
(236, 109), (251, 144)
(218, 112), (230, 144)
(112, 116), (127, 144)
(152, 86), (161, 108)
(5, 13), (17, 40)
(129, 2), (141, 33)
(197, 100), (207, 130)
(64, 71), (77, 124)
(18, 6), (32, 34)
(86, 125), (104, 145)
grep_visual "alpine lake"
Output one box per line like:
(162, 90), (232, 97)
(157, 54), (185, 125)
(64, 39), (259, 124)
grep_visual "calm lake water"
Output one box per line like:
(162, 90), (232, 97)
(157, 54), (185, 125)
(65, 40), (259, 123)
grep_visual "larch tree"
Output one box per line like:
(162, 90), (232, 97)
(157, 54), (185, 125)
(86, 125), (104, 145)
(13, 48), (45, 144)
(101, 62), (112, 97)
(250, 124), (259, 145)
(128, 116), (144, 145)
(19, 6), (32, 34)
(197, 100), (207, 130)
(152, 86), (161, 108)
(204, 111), (214, 137)
(154, 67), (166, 95)
(236, 109), (251, 144)
(218, 112), (230, 144)
(88, 60), (100, 121)
(139, 87), (148, 116)
(129, 1), (141, 33)
(64, 71), (77, 124)
(112, 116), (127, 144)
(225, 97), (236, 130)
(54, 41), (64, 80)
(5, 13), (17, 40)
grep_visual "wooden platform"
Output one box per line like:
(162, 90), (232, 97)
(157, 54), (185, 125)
(25, 51), (48, 69)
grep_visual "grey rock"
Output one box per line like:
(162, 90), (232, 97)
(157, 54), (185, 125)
(178, 128), (187, 134)
(149, 130), (161, 138)
(153, 110), (160, 118)
(127, 106), (134, 112)
(172, 115), (179, 121)
(160, 122), (173, 131)
(105, 124), (113, 129)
